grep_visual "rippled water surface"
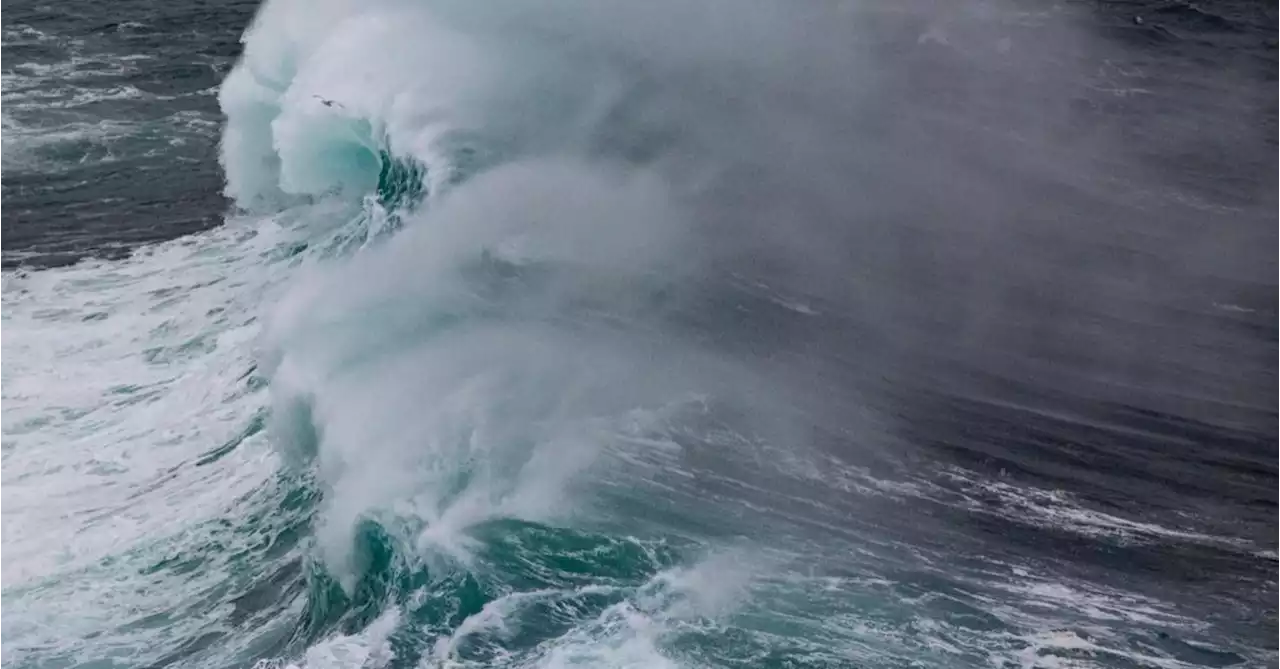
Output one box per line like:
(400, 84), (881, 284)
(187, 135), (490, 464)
(3, 1), (1276, 667)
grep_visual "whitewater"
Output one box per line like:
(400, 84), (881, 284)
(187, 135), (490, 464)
(3, 0), (1276, 667)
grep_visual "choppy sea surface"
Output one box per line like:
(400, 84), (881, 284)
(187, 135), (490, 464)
(2, 1), (1276, 667)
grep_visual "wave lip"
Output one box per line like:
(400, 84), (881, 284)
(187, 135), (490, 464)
(201, 0), (1280, 667)
(217, 0), (495, 210)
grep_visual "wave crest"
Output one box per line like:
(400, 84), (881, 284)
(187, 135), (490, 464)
(218, 0), (500, 210)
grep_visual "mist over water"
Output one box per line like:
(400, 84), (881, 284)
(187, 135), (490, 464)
(2, 0), (1275, 667)
(237, 0), (1276, 421)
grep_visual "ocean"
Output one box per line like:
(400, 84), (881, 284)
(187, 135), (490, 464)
(1, 0), (1276, 667)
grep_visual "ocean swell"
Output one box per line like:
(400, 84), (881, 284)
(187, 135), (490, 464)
(219, 2), (813, 665)
(203, 0), (1280, 667)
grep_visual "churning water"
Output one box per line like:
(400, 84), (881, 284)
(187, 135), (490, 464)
(2, 1), (1276, 667)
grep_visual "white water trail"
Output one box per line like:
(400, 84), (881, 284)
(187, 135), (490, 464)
(0, 213), (315, 667)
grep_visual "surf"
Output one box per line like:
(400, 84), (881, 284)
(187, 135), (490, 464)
(3, 0), (1273, 666)
(208, 2), (909, 664)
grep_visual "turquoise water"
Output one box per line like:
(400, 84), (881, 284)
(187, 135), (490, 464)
(3, 0), (1275, 667)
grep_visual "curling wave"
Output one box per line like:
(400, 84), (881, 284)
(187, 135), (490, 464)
(206, 0), (1280, 666)
(216, 2), (822, 666)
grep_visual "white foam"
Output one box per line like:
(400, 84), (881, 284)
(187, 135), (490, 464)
(218, 0), (503, 207)
(1003, 628), (1204, 669)
(0, 119), (134, 170)
(938, 467), (1257, 551)
(109, 0), (1271, 665)
(253, 155), (718, 582)
(263, 607), (400, 669)
(518, 554), (756, 669)
(0, 211), (320, 667)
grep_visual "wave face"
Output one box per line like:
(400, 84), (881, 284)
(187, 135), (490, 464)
(3, 0), (1275, 667)
(218, 4), (849, 665)
(214, 1), (1278, 666)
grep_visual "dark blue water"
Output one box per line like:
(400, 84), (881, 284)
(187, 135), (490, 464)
(2, 1), (1275, 667)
